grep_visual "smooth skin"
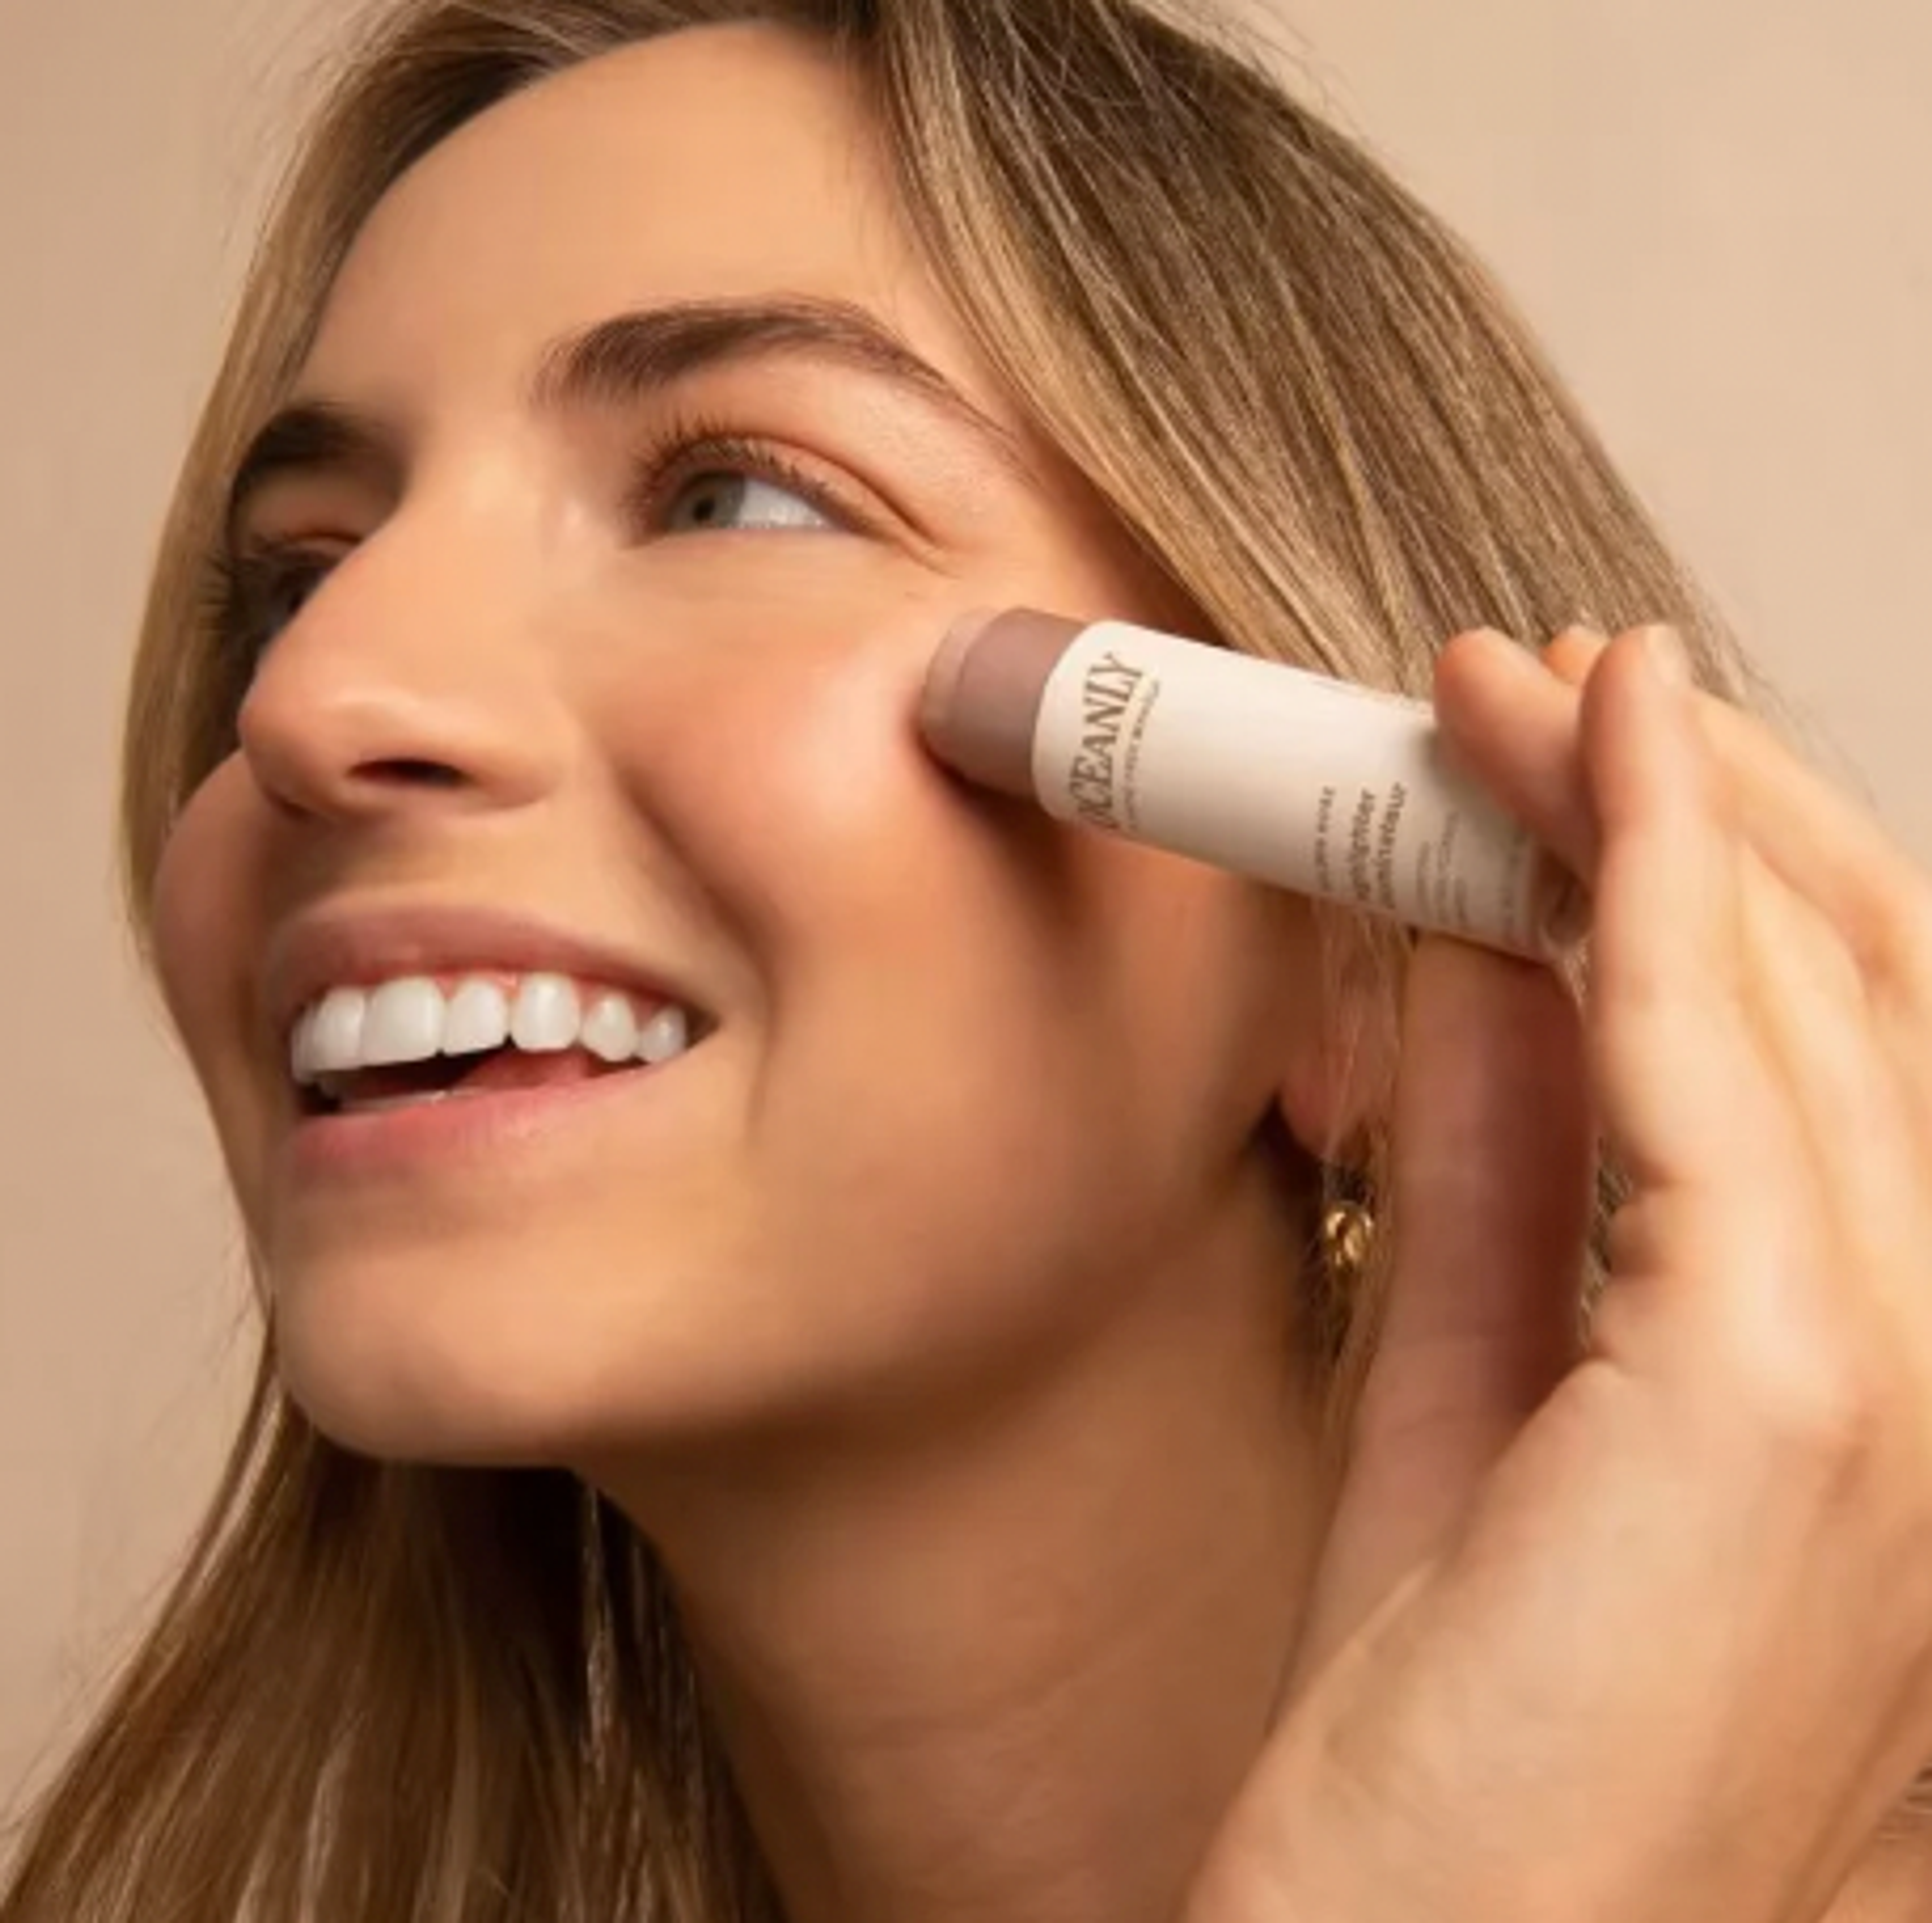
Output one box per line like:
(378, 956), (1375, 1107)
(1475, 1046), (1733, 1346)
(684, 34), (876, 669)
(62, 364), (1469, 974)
(148, 22), (1932, 1923)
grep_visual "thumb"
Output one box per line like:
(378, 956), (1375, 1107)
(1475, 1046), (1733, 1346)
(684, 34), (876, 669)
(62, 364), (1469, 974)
(1287, 937), (1595, 1693)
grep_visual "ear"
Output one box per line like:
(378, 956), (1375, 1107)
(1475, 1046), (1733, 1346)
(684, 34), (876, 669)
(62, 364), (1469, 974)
(1272, 935), (1402, 1171)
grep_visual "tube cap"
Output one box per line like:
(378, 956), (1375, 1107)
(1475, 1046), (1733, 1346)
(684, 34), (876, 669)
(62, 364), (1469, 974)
(919, 608), (1080, 799)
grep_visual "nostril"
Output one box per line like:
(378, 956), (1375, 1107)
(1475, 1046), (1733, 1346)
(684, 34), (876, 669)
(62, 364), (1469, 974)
(359, 759), (467, 788)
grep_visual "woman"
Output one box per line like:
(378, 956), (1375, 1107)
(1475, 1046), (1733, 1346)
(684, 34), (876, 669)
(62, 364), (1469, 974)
(8, 0), (1932, 1917)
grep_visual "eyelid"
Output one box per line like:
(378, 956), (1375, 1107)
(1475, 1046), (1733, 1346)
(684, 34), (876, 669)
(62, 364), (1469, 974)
(625, 411), (923, 547)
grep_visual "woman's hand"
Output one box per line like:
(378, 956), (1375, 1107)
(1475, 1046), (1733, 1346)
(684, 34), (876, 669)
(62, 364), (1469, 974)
(1185, 625), (1932, 1923)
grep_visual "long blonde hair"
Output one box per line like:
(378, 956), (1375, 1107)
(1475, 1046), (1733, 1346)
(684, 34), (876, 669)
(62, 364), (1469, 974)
(10, 1), (1909, 1915)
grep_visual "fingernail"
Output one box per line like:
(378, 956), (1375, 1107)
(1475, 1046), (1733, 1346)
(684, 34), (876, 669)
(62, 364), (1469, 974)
(1641, 624), (1691, 689)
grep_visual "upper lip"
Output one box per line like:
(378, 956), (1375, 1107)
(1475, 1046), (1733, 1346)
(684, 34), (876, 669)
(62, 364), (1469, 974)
(261, 901), (708, 1049)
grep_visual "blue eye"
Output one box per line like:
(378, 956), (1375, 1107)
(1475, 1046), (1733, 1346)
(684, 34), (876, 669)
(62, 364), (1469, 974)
(664, 471), (836, 534)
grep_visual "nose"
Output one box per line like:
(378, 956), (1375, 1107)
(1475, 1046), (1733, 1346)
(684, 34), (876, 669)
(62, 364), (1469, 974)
(235, 532), (567, 824)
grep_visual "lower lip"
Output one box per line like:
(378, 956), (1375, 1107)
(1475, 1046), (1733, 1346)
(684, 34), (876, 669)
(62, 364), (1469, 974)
(283, 1052), (696, 1184)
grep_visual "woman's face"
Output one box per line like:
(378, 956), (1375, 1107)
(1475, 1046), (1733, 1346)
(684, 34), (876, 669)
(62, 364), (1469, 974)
(152, 23), (1323, 1466)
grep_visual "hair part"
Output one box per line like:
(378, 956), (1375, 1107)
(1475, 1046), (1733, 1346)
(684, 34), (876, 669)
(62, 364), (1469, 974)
(14, 1), (1913, 1916)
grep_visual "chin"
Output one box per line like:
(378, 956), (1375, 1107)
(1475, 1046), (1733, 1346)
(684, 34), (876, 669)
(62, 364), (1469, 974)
(262, 1234), (828, 1470)
(266, 1246), (620, 1466)
(274, 1313), (560, 1468)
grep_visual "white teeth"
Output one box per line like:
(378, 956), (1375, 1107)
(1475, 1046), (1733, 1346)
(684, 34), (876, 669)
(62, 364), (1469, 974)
(287, 972), (702, 1090)
(580, 992), (641, 1064)
(637, 1005), (690, 1066)
(510, 974), (581, 1053)
(361, 977), (446, 1066)
(308, 988), (369, 1075)
(291, 1005), (322, 1084)
(443, 979), (511, 1056)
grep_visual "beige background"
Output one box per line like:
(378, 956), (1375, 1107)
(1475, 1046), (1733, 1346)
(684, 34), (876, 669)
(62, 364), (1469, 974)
(4, 0), (1928, 1815)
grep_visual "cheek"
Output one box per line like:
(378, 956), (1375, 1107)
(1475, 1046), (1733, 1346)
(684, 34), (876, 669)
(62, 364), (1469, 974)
(621, 590), (1294, 1102)
(149, 761), (278, 1193)
(588, 588), (1299, 1311)
(613, 588), (985, 941)
(749, 642), (928, 856)
(617, 596), (1123, 1107)
(151, 762), (251, 1039)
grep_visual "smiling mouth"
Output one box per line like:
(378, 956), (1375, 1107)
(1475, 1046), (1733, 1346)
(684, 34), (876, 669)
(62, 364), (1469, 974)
(287, 971), (711, 1119)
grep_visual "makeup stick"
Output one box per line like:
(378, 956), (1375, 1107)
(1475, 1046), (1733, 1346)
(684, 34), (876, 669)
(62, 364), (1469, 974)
(920, 608), (1587, 963)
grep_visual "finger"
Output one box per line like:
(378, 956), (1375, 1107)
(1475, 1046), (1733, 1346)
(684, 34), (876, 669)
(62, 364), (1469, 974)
(1545, 628), (1932, 1014)
(1379, 938), (1595, 1464)
(1551, 626), (1932, 1170)
(1541, 625), (1610, 686)
(1730, 837), (1926, 1327)
(1541, 626), (1877, 1107)
(1433, 628), (1600, 880)
(1290, 936), (1594, 1688)
(1580, 629), (1789, 1197)
(1455, 628), (1932, 1364)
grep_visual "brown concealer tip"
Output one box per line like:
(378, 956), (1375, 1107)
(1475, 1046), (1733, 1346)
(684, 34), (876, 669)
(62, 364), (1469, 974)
(919, 608), (1081, 801)
(920, 608), (1003, 745)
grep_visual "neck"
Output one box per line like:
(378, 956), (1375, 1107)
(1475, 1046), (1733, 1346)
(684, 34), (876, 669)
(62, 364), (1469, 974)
(608, 1174), (1329, 1923)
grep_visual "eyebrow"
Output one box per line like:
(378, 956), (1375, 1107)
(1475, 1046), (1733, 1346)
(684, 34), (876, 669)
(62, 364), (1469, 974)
(222, 294), (1031, 540)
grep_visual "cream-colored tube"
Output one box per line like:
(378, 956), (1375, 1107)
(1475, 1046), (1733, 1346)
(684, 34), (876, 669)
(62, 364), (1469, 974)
(920, 608), (1588, 962)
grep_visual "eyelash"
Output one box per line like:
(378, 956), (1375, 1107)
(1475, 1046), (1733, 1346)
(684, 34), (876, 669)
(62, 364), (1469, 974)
(626, 411), (869, 536)
(203, 417), (872, 661)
